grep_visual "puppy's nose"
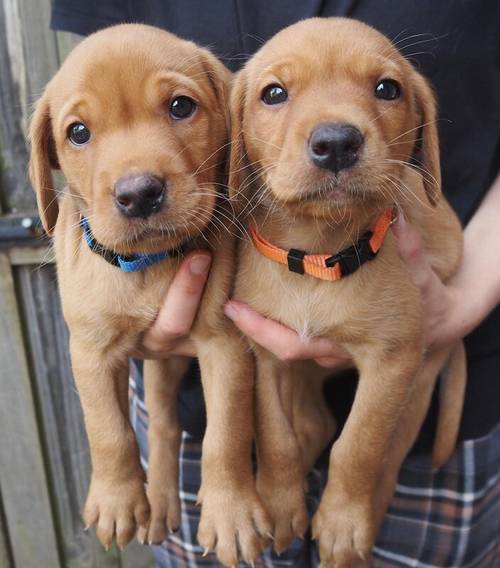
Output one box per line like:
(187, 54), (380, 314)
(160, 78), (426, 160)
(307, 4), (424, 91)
(114, 174), (165, 218)
(308, 123), (364, 174)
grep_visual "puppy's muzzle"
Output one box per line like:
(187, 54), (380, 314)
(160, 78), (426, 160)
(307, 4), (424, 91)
(308, 123), (364, 174)
(114, 174), (166, 219)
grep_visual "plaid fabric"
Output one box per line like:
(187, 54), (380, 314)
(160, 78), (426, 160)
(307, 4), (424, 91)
(129, 370), (500, 568)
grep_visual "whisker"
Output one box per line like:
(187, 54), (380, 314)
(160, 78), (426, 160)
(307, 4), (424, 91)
(387, 118), (450, 145)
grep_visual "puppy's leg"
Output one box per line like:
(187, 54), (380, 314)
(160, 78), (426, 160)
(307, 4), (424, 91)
(254, 351), (310, 553)
(71, 341), (149, 550)
(195, 334), (272, 567)
(312, 344), (422, 568)
(138, 356), (188, 545)
(291, 364), (336, 475)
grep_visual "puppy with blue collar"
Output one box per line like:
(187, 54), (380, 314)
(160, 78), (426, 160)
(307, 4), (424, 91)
(29, 24), (270, 564)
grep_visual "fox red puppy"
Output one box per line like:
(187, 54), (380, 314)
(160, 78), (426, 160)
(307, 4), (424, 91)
(30, 24), (270, 565)
(229, 17), (465, 567)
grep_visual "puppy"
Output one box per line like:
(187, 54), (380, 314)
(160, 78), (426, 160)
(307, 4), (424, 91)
(29, 24), (270, 564)
(229, 18), (466, 566)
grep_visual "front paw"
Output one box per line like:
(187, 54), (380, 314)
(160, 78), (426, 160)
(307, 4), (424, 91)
(257, 473), (309, 554)
(137, 484), (181, 545)
(83, 474), (150, 550)
(197, 485), (272, 567)
(312, 488), (373, 568)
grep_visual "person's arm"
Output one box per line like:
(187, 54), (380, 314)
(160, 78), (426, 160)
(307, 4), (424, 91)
(224, 172), (500, 365)
(394, 171), (500, 349)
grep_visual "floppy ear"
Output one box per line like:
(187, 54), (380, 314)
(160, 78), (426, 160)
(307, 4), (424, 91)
(227, 70), (250, 212)
(29, 92), (60, 235)
(411, 72), (441, 206)
(198, 48), (232, 136)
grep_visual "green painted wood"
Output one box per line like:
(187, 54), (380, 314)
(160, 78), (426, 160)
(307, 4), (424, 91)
(121, 540), (155, 568)
(0, 0), (61, 213)
(0, 254), (61, 567)
(7, 245), (54, 265)
(0, 0), (33, 212)
(18, 262), (152, 567)
(17, 263), (122, 568)
(17, 0), (59, 103)
(0, 491), (13, 568)
(56, 30), (82, 64)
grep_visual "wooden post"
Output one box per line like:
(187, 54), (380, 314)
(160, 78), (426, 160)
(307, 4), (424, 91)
(0, 496), (13, 568)
(0, 253), (61, 567)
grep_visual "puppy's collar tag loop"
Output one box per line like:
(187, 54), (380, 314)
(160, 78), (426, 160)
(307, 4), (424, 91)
(249, 208), (395, 282)
(80, 217), (188, 273)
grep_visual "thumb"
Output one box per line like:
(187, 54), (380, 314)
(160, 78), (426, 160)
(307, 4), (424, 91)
(145, 251), (211, 348)
(392, 213), (435, 292)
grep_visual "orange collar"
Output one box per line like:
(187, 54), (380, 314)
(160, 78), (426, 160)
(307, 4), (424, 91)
(249, 208), (395, 282)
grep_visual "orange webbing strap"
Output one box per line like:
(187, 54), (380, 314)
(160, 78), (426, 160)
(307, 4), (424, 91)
(249, 208), (395, 282)
(369, 208), (396, 253)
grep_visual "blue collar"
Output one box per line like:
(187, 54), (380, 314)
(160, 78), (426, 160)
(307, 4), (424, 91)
(81, 217), (189, 273)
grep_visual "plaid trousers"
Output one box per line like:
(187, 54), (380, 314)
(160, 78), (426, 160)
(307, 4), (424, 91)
(130, 371), (500, 568)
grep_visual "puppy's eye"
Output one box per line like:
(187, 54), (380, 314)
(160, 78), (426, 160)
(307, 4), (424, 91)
(375, 79), (401, 100)
(67, 122), (91, 145)
(261, 84), (288, 105)
(169, 96), (197, 120)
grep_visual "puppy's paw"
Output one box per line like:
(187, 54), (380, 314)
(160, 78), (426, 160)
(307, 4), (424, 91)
(83, 474), (150, 550)
(197, 485), (272, 567)
(257, 474), (309, 554)
(137, 485), (181, 545)
(312, 490), (373, 568)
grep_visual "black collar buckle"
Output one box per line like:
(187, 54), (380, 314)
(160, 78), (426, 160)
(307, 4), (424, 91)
(287, 248), (306, 274)
(324, 231), (377, 277)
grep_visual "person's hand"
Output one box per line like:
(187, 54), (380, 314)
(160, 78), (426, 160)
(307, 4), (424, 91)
(392, 214), (479, 349)
(224, 301), (351, 369)
(224, 213), (486, 365)
(134, 251), (211, 358)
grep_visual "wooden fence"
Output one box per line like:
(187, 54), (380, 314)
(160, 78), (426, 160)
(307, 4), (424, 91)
(0, 1), (153, 566)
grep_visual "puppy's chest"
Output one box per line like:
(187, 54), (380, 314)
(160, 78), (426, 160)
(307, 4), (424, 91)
(60, 257), (176, 338)
(236, 244), (359, 340)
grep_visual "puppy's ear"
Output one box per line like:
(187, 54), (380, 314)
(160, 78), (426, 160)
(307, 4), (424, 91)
(198, 48), (232, 134)
(29, 92), (60, 234)
(411, 72), (441, 207)
(227, 70), (249, 212)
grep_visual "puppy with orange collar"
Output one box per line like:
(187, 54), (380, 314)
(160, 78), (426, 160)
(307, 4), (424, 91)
(29, 24), (270, 564)
(228, 18), (465, 566)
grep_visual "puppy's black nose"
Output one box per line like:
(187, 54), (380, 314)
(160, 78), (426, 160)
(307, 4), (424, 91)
(114, 174), (165, 218)
(308, 123), (364, 174)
